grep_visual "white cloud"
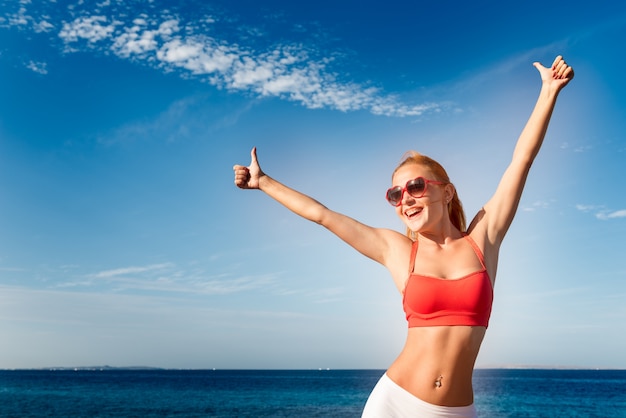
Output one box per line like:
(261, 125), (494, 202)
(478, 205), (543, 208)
(197, 275), (276, 295)
(92, 263), (173, 279)
(559, 141), (592, 153)
(25, 60), (48, 74)
(156, 37), (238, 75)
(231, 55), (275, 87)
(596, 209), (626, 220)
(51, 262), (279, 296)
(6, 6), (29, 26)
(4, 2), (439, 117)
(33, 19), (54, 32)
(58, 15), (117, 44)
(575, 204), (598, 212)
(522, 200), (552, 212)
(112, 19), (161, 57)
(576, 204), (626, 220)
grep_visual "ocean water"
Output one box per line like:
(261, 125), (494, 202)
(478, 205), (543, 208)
(0, 368), (624, 417)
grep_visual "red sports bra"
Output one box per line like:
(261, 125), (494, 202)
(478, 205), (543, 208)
(402, 235), (493, 328)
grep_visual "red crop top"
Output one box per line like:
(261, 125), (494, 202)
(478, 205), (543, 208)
(402, 235), (493, 328)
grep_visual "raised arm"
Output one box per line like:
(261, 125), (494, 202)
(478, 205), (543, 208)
(472, 56), (574, 247)
(233, 147), (406, 269)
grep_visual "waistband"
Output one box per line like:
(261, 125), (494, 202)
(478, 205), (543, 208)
(362, 373), (478, 417)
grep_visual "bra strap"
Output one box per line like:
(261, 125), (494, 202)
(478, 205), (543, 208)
(463, 234), (487, 270)
(408, 239), (418, 274)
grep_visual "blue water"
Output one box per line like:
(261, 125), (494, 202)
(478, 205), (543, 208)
(0, 369), (624, 417)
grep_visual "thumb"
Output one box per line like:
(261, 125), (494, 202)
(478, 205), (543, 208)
(250, 146), (259, 165)
(532, 61), (545, 71)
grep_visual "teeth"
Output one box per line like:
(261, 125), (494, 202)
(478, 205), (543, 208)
(405, 208), (421, 217)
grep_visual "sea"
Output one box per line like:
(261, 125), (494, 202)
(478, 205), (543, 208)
(0, 368), (624, 417)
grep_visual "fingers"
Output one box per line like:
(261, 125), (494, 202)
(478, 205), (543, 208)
(551, 55), (563, 70)
(233, 165), (250, 188)
(551, 55), (574, 80)
(234, 147), (260, 189)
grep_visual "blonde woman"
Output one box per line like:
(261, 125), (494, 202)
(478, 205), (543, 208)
(233, 56), (573, 417)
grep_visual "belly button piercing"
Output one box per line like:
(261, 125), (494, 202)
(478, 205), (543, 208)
(435, 375), (443, 388)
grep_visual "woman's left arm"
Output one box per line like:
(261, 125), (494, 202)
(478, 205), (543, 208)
(475, 55), (574, 246)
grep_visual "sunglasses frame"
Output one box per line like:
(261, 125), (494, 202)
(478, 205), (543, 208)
(385, 177), (445, 207)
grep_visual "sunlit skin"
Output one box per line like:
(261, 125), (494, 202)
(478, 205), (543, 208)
(384, 163), (489, 406)
(233, 56), (574, 408)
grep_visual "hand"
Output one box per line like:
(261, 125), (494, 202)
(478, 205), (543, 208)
(233, 147), (264, 190)
(533, 55), (574, 93)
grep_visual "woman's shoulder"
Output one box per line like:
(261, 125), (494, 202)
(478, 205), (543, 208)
(466, 213), (501, 281)
(379, 228), (414, 248)
(377, 228), (414, 279)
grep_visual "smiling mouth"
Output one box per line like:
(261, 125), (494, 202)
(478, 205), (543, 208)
(405, 207), (422, 219)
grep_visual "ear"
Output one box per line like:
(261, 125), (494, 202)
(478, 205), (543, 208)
(444, 183), (456, 204)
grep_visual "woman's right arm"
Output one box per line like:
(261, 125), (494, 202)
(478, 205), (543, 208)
(233, 147), (406, 269)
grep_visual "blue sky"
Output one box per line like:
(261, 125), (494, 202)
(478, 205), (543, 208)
(1, 0), (625, 370)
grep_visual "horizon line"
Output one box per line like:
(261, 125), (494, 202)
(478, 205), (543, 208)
(2, 365), (625, 371)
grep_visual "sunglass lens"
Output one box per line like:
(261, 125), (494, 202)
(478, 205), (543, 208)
(406, 178), (426, 197)
(387, 187), (402, 206)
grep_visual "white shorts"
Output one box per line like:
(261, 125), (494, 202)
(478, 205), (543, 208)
(362, 373), (478, 418)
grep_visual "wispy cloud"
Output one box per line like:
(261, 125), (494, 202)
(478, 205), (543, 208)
(53, 262), (279, 296)
(47, 259), (341, 302)
(576, 204), (626, 220)
(560, 142), (593, 153)
(59, 15), (116, 44)
(596, 209), (626, 220)
(91, 263), (173, 279)
(442, 41), (568, 95)
(0, 266), (27, 272)
(2, 1), (439, 117)
(25, 60), (48, 74)
(522, 200), (553, 212)
(94, 93), (244, 145)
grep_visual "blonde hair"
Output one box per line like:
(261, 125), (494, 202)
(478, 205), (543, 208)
(392, 151), (466, 237)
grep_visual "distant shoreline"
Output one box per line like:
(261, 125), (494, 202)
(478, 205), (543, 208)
(1, 366), (625, 371)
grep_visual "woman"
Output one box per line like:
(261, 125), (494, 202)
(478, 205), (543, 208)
(233, 56), (574, 417)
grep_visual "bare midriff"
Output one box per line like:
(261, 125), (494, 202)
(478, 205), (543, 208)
(385, 325), (486, 407)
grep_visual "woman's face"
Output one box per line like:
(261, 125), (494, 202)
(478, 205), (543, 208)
(390, 164), (448, 233)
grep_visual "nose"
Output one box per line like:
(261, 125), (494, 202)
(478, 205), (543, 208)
(401, 189), (416, 206)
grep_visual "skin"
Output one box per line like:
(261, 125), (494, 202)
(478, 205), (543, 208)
(233, 56), (574, 407)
